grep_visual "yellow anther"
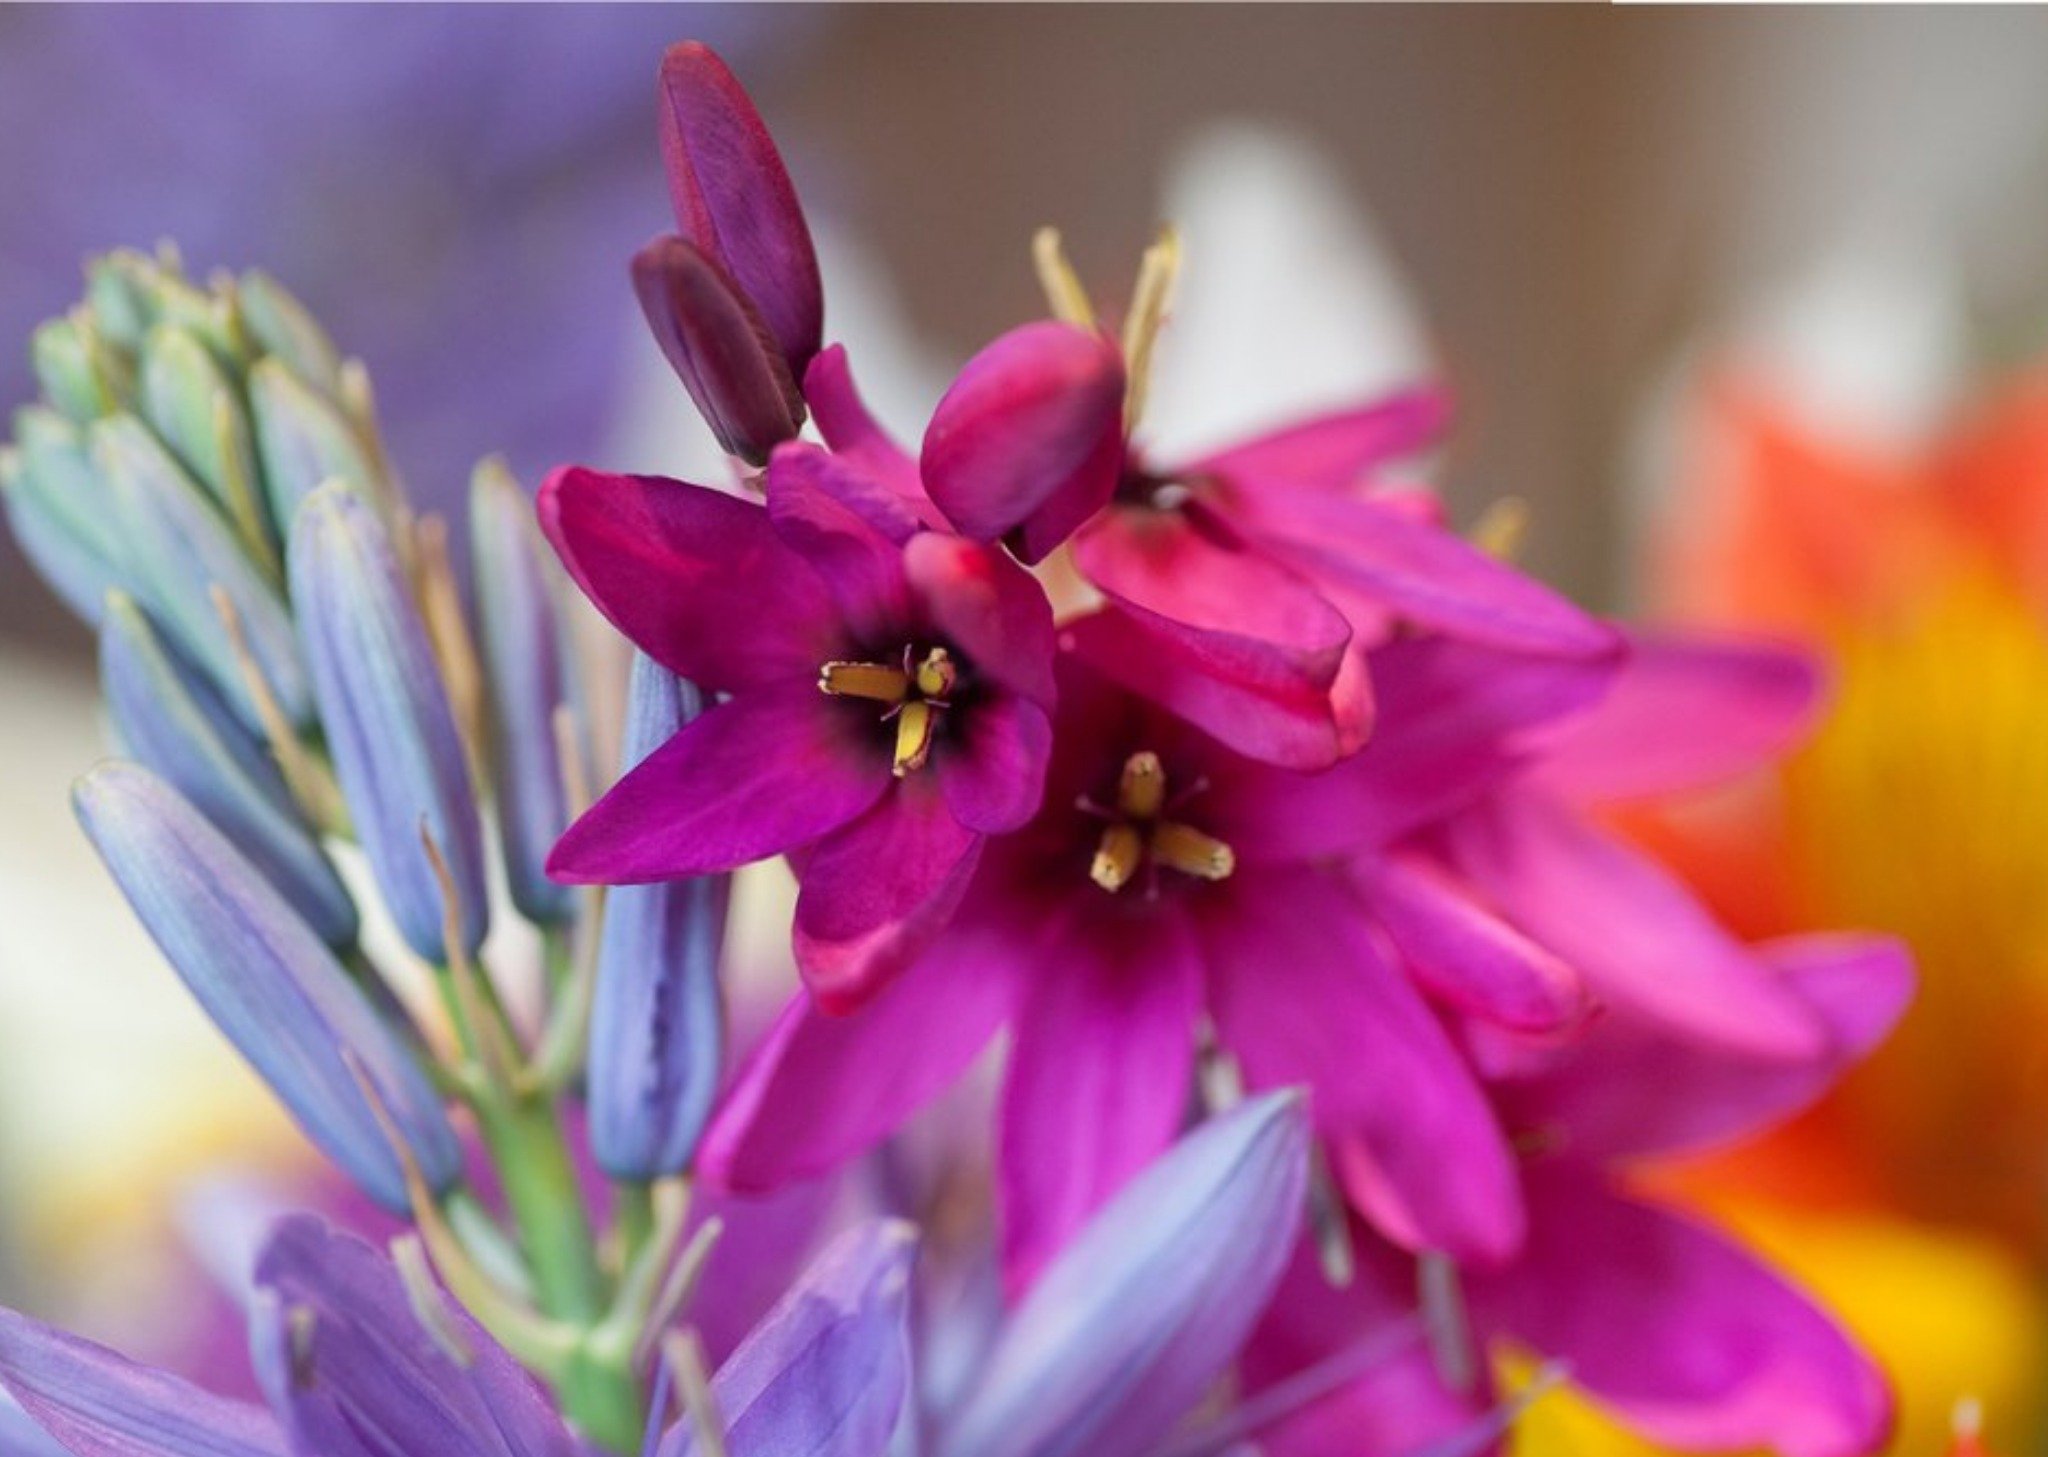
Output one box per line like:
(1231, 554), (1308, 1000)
(1118, 750), (1167, 820)
(1032, 227), (1097, 330)
(1471, 496), (1529, 562)
(913, 646), (957, 700)
(893, 701), (937, 777)
(1121, 226), (1181, 434)
(1091, 822), (1144, 893)
(1150, 820), (1236, 881)
(819, 660), (910, 703)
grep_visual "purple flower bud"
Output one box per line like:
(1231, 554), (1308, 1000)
(99, 592), (358, 948)
(93, 414), (313, 730)
(632, 235), (803, 466)
(657, 41), (823, 380)
(587, 654), (730, 1180)
(938, 1092), (1311, 1457)
(469, 460), (575, 926)
(289, 483), (487, 963)
(74, 763), (461, 1212)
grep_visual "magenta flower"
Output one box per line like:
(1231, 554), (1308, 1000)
(811, 336), (1615, 770)
(1244, 931), (1911, 1457)
(701, 636), (1614, 1290)
(540, 447), (1057, 1009)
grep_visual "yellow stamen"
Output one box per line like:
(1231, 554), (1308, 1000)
(1032, 227), (1097, 329)
(1118, 749), (1167, 819)
(819, 660), (910, 703)
(1121, 225), (1181, 434)
(1471, 496), (1529, 562)
(893, 700), (936, 776)
(913, 646), (957, 699)
(1091, 822), (1144, 892)
(1150, 820), (1235, 881)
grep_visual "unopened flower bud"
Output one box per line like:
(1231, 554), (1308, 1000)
(100, 592), (357, 948)
(237, 269), (346, 401)
(138, 325), (271, 563)
(588, 653), (729, 1180)
(30, 314), (126, 422)
(249, 358), (383, 534)
(290, 483), (488, 964)
(74, 762), (460, 1212)
(469, 458), (575, 926)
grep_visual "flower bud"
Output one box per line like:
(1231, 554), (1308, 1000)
(100, 592), (357, 948)
(83, 250), (157, 352)
(588, 654), (730, 1180)
(1, 414), (126, 625)
(248, 357), (383, 534)
(93, 414), (312, 729)
(238, 269), (346, 400)
(290, 483), (488, 964)
(30, 314), (126, 422)
(469, 459), (575, 925)
(75, 762), (460, 1212)
(138, 325), (272, 563)
(632, 234), (803, 466)
(939, 1092), (1311, 1457)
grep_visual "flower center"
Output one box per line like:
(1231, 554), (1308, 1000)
(817, 645), (958, 777)
(1084, 749), (1235, 893)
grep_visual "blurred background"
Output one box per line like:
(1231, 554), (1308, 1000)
(8, 5), (2048, 1451)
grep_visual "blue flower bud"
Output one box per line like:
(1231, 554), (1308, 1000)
(74, 762), (461, 1212)
(289, 483), (488, 964)
(469, 459), (574, 926)
(1, 444), (121, 627)
(587, 653), (730, 1180)
(248, 358), (381, 533)
(30, 315), (125, 422)
(938, 1092), (1311, 1457)
(93, 414), (311, 730)
(100, 592), (358, 948)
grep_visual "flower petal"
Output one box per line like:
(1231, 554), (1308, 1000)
(661, 1221), (917, 1457)
(550, 678), (886, 882)
(1491, 933), (1913, 1163)
(633, 235), (804, 467)
(1183, 387), (1451, 492)
(1000, 900), (1202, 1294)
(538, 466), (840, 694)
(1467, 1168), (1892, 1457)
(1200, 868), (1524, 1265)
(250, 1217), (581, 1457)
(793, 780), (984, 1010)
(764, 443), (915, 642)
(588, 655), (732, 1181)
(937, 691), (1053, 835)
(1070, 504), (1355, 768)
(1441, 794), (1829, 1061)
(1355, 851), (1585, 1034)
(657, 42), (823, 376)
(904, 531), (1059, 708)
(0, 1307), (283, 1457)
(803, 345), (927, 507)
(920, 321), (1126, 564)
(939, 1093), (1310, 1457)
(1239, 487), (1616, 659)
(1063, 608), (1349, 772)
(698, 924), (1018, 1192)
(1528, 629), (1827, 803)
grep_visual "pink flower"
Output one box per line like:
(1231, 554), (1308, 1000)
(700, 637), (1615, 1291)
(1246, 931), (1912, 1457)
(539, 448), (1057, 1009)
(811, 341), (1616, 771)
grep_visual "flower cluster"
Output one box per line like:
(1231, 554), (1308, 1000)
(0, 36), (1917, 1457)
